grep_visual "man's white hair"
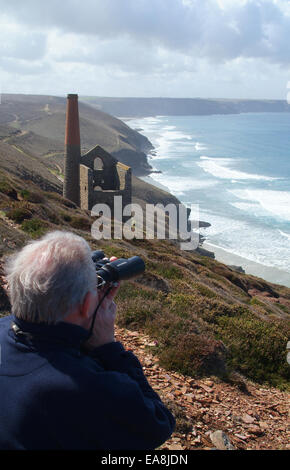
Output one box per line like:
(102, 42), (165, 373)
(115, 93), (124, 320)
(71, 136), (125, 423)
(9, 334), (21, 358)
(4, 230), (97, 324)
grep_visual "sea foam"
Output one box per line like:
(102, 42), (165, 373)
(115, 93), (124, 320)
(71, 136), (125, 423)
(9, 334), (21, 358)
(228, 189), (290, 222)
(150, 173), (218, 196)
(197, 156), (278, 181)
(196, 209), (290, 273)
(279, 230), (290, 240)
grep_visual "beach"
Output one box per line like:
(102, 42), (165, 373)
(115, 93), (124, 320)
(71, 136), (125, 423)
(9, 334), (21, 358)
(203, 242), (290, 288)
(125, 114), (290, 288)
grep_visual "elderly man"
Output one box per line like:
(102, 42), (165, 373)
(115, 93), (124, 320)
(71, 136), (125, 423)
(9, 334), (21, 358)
(0, 231), (175, 450)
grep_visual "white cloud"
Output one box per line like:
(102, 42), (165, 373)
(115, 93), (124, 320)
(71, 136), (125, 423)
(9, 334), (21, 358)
(0, 20), (46, 60)
(0, 0), (289, 98)
(1, 0), (290, 64)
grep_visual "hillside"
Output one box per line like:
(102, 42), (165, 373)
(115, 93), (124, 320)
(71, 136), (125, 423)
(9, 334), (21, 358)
(0, 95), (289, 450)
(81, 96), (290, 117)
(0, 94), (153, 176)
(0, 169), (289, 449)
(0, 168), (289, 381)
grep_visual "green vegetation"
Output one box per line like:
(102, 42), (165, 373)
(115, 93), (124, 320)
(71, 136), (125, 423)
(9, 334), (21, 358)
(19, 189), (44, 204)
(60, 212), (72, 222)
(49, 168), (64, 181)
(216, 313), (290, 389)
(117, 277), (290, 389)
(45, 191), (77, 208)
(69, 216), (91, 231)
(6, 207), (32, 223)
(0, 172), (18, 200)
(147, 260), (183, 279)
(38, 205), (60, 224)
(250, 297), (267, 307)
(192, 282), (218, 299)
(0, 180), (16, 198)
(21, 218), (47, 238)
(101, 245), (131, 259)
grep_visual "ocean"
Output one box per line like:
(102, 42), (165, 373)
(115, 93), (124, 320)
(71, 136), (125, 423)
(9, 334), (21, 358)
(125, 113), (290, 287)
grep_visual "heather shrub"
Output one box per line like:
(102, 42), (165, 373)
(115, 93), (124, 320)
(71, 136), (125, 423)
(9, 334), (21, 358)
(147, 260), (183, 280)
(103, 245), (131, 259)
(150, 319), (226, 377)
(166, 293), (246, 322)
(216, 313), (290, 389)
(21, 218), (47, 238)
(166, 293), (195, 319)
(117, 282), (161, 302)
(117, 295), (162, 330)
(6, 207), (32, 223)
(0, 180), (17, 199)
(39, 205), (59, 224)
(45, 191), (76, 208)
(18, 189), (44, 203)
(115, 275), (289, 387)
(69, 216), (91, 231)
(193, 282), (218, 299)
(250, 297), (267, 308)
(61, 212), (72, 222)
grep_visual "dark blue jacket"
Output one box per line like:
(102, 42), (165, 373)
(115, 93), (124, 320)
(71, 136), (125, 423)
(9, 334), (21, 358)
(0, 314), (175, 450)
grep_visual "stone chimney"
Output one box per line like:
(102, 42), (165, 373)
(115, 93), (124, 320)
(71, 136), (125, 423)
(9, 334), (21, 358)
(63, 93), (80, 206)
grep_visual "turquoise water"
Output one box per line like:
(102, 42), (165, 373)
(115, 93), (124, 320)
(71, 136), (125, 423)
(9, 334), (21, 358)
(126, 113), (290, 275)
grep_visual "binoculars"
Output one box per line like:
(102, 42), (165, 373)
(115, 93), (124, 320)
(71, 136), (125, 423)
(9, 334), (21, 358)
(91, 250), (145, 288)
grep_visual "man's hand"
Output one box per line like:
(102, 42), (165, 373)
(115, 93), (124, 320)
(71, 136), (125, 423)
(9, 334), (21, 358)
(84, 257), (120, 350)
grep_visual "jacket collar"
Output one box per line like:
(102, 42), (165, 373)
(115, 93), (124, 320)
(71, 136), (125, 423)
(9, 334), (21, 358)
(11, 314), (89, 350)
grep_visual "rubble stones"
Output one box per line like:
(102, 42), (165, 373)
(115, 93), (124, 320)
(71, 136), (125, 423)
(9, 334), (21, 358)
(209, 430), (236, 450)
(115, 325), (290, 450)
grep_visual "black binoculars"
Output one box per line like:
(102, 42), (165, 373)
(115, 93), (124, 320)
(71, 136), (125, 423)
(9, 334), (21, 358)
(91, 250), (145, 288)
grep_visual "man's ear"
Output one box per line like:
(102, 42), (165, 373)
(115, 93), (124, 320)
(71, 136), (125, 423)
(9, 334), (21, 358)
(80, 291), (94, 319)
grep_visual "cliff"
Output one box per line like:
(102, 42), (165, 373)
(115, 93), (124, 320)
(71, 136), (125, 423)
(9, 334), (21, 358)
(81, 96), (290, 117)
(0, 94), (153, 176)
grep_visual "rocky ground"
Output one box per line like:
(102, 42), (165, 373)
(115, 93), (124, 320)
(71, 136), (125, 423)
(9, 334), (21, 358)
(116, 327), (289, 451)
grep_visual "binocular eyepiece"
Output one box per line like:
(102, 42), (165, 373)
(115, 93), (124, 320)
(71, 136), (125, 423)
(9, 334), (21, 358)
(91, 250), (145, 288)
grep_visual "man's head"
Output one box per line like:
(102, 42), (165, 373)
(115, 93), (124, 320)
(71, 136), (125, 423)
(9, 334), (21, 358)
(5, 231), (97, 325)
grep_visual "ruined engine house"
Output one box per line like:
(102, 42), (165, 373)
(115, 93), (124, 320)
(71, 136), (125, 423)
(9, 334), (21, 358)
(63, 94), (131, 219)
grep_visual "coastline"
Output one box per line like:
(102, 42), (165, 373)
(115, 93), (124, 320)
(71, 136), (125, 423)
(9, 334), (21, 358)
(126, 118), (290, 289)
(141, 176), (290, 287)
(203, 242), (290, 288)
(139, 169), (290, 288)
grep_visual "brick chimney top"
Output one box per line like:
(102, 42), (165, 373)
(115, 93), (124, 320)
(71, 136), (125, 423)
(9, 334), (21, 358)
(65, 93), (80, 146)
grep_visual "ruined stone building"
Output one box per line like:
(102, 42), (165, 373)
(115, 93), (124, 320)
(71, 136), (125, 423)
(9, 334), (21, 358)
(63, 94), (131, 219)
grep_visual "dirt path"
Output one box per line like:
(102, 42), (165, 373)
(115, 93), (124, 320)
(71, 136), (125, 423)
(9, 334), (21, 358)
(1, 129), (28, 144)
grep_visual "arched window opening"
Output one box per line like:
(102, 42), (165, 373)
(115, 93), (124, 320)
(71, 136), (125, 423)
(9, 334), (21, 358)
(94, 157), (104, 170)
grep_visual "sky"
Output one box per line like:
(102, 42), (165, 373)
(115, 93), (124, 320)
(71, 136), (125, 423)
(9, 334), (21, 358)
(0, 0), (290, 99)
